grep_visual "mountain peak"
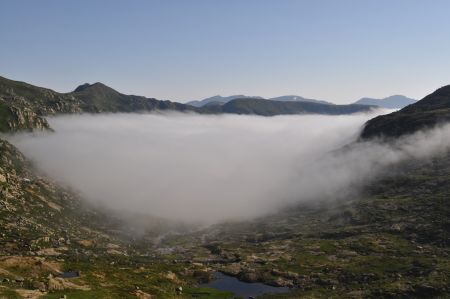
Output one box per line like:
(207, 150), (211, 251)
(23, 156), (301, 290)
(73, 82), (119, 95)
(73, 83), (91, 92)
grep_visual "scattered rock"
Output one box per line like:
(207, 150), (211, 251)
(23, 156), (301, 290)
(135, 290), (154, 299)
(47, 277), (90, 292)
(48, 277), (65, 291)
(238, 270), (259, 283)
(175, 286), (183, 294)
(32, 280), (47, 292)
(220, 263), (242, 276)
(164, 271), (177, 281)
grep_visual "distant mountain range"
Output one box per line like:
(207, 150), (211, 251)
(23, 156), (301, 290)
(210, 98), (373, 116)
(186, 95), (263, 107)
(352, 95), (416, 109)
(187, 95), (332, 107)
(0, 76), (375, 132)
(269, 95), (332, 105)
(188, 94), (416, 109)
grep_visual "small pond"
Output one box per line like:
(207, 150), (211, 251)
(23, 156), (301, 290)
(201, 272), (290, 298)
(59, 271), (80, 279)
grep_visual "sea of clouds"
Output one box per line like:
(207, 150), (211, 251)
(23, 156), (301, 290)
(8, 110), (450, 223)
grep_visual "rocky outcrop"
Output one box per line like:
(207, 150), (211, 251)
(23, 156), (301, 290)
(47, 277), (89, 292)
(0, 138), (125, 256)
(7, 104), (49, 131)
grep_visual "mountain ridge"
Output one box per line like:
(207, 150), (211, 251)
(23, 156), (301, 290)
(218, 97), (375, 116)
(187, 94), (333, 107)
(186, 95), (263, 107)
(187, 94), (415, 108)
(0, 75), (376, 132)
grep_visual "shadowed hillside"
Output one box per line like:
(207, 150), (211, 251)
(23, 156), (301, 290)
(218, 98), (374, 116)
(361, 85), (450, 139)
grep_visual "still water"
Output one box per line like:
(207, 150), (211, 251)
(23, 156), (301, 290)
(201, 272), (290, 298)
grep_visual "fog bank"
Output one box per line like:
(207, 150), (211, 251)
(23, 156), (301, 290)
(9, 110), (447, 223)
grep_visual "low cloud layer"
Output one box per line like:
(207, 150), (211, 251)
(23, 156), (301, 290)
(8, 110), (450, 223)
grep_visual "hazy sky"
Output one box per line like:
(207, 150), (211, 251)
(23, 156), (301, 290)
(1, 0), (450, 103)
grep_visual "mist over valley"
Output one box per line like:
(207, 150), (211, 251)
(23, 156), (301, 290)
(8, 109), (450, 225)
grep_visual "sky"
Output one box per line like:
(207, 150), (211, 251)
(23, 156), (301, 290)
(1, 0), (450, 103)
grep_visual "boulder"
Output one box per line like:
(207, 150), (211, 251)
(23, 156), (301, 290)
(135, 290), (154, 299)
(32, 281), (47, 292)
(164, 271), (178, 281)
(48, 278), (65, 291)
(238, 270), (259, 283)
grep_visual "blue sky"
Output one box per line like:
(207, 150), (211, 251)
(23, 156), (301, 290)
(1, 0), (450, 103)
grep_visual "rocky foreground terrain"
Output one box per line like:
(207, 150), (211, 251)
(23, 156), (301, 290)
(0, 77), (450, 298)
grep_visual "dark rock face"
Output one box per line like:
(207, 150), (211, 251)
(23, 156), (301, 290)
(361, 85), (450, 139)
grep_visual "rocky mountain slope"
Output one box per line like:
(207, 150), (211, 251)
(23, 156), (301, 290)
(361, 85), (450, 139)
(0, 76), (199, 132)
(0, 137), (220, 299)
(0, 139), (114, 254)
